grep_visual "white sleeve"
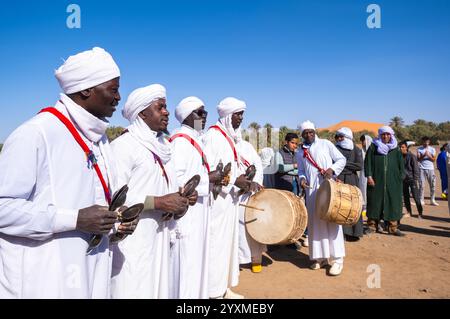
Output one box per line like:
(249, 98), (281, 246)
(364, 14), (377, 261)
(327, 140), (347, 176)
(0, 124), (78, 240)
(296, 151), (307, 182)
(250, 146), (264, 185)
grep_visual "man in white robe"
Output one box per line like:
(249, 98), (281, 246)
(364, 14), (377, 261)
(296, 120), (347, 276)
(237, 140), (266, 273)
(110, 84), (192, 299)
(203, 97), (251, 299)
(168, 96), (212, 299)
(0, 47), (136, 298)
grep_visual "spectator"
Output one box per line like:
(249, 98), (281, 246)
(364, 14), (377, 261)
(437, 143), (448, 200)
(399, 141), (423, 219)
(365, 126), (405, 236)
(417, 136), (439, 206)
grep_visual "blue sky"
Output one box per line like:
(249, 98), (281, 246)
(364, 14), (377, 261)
(0, 0), (449, 142)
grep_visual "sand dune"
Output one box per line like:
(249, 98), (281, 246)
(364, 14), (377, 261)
(319, 120), (386, 135)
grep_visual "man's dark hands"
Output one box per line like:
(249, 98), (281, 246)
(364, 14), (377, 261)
(155, 193), (189, 215)
(234, 174), (251, 192)
(76, 205), (117, 235)
(322, 168), (334, 180)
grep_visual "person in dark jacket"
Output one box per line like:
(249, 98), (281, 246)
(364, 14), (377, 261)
(274, 133), (308, 248)
(275, 133), (300, 194)
(334, 127), (364, 241)
(400, 141), (423, 218)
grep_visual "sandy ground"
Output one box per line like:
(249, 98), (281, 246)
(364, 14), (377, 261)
(236, 167), (450, 299)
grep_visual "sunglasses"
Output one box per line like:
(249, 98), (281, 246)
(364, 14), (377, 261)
(193, 109), (208, 117)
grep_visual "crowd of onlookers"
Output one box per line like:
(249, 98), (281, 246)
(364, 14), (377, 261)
(259, 131), (449, 243)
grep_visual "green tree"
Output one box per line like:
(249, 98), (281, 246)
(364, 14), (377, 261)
(263, 123), (273, 147)
(436, 122), (450, 143)
(0, 144), (3, 153)
(317, 129), (336, 142)
(106, 126), (125, 142)
(389, 116), (405, 128)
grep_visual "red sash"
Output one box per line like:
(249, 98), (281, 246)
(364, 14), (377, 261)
(39, 107), (111, 204)
(150, 150), (170, 186)
(302, 147), (325, 175)
(240, 156), (251, 168)
(169, 133), (211, 173)
(209, 125), (238, 162)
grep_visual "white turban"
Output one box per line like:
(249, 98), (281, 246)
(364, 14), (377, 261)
(122, 84), (166, 123)
(336, 127), (354, 150)
(378, 126), (395, 136)
(55, 47), (120, 94)
(175, 96), (205, 124)
(336, 127), (354, 139)
(217, 97), (246, 118)
(299, 120), (316, 133)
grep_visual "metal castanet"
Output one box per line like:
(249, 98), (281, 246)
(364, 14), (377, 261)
(238, 164), (257, 196)
(86, 184), (129, 254)
(109, 203), (144, 243)
(174, 174), (201, 220)
(212, 162), (232, 200)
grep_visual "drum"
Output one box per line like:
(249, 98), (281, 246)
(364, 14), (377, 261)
(315, 179), (363, 226)
(244, 189), (308, 245)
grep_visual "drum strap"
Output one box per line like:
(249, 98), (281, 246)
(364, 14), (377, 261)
(39, 107), (112, 205)
(169, 133), (211, 173)
(302, 147), (325, 175)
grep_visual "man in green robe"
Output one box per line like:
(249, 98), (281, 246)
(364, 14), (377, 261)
(365, 126), (405, 236)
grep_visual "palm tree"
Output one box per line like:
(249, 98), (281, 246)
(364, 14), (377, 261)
(247, 122), (261, 151)
(389, 116), (404, 128)
(248, 122), (261, 130)
(263, 123), (273, 147)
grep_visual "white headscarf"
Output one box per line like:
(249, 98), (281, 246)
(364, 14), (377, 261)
(299, 120), (316, 133)
(175, 96), (204, 124)
(216, 97), (246, 143)
(122, 84), (166, 123)
(362, 134), (373, 153)
(55, 47), (120, 94)
(123, 84), (171, 163)
(336, 127), (354, 151)
(373, 125), (398, 156)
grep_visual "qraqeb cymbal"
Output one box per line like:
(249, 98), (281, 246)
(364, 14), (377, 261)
(181, 174), (201, 198)
(110, 184), (128, 211)
(110, 203), (144, 244)
(86, 184), (129, 254)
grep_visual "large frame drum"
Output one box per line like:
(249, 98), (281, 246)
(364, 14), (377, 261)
(315, 179), (363, 226)
(244, 189), (308, 245)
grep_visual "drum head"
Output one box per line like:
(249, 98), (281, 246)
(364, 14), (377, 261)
(315, 179), (335, 220)
(245, 189), (296, 245)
